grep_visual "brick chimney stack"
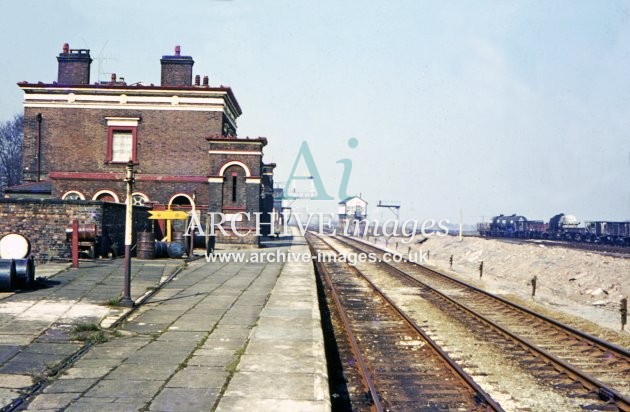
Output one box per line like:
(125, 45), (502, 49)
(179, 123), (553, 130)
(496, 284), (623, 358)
(160, 45), (194, 87)
(57, 43), (92, 85)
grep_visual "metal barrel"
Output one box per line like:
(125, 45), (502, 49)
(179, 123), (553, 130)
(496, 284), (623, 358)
(171, 231), (184, 245)
(65, 224), (98, 242)
(171, 231), (188, 256)
(0, 234), (31, 259)
(0, 259), (16, 292)
(14, 256), (35, 290)
(137, 232), (156, 259)
(167, 242), (185, 259)
(78, 224), (97, 241)
(154, 241), (168, 258)
(192, 233), (207, 249)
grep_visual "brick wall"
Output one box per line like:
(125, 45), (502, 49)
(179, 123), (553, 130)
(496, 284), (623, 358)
(52, 179), (210, 206)
(160, 60), (193, 86)
(207, 140), (266, 177)
(0, 199), (150, 262)
(57, 56), (91, 85)
(22, 107), (222, 204)
(23, 107), (222, 177)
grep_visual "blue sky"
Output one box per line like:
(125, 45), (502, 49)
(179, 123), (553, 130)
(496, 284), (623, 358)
(1, 1), (629, 223)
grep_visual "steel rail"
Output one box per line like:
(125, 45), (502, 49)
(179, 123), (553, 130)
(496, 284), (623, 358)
(310, 232), (503, 411)
(337, 234), (630, 411)
(307, 237), (383, 411)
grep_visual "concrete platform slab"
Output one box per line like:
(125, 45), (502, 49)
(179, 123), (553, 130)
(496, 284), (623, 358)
(149, 387), (219, 411)
(0, 373), (32, 389)
(42, 378), (98, 394)
(86, 378), (163, 398)
(65, 397), (149, 412)
(24, 392), (80, 410)
(217, 397), (330, 412)
(223, 371), (327, 400)
(165, 366), (228, 388)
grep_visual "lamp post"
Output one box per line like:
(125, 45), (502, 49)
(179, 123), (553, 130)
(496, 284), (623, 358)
(120, 160), (135, 307)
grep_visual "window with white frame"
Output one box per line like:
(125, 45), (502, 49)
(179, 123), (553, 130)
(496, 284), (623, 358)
(132, 192), (149, 206)
(62, 190), (85, 200)
(105, 117), (140, 163)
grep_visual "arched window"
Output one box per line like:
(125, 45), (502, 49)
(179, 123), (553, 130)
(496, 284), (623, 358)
(131, 192), (150, 206)
(168, 194), (195, 210)
(92, 190), (120, 203)
(222, 165), (247, 207)
(62, 190), (85, 200)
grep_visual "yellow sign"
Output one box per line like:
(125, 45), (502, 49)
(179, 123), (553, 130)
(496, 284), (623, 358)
(148, 210), (189, 220)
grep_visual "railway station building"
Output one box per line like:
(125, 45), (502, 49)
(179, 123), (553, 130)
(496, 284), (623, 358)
(5, 43), (275, 251)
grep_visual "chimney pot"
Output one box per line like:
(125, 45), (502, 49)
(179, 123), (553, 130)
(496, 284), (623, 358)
(202, 75), (209, 86)
(111, 73), (116, 83)
(194, 75), (200, 86)
(175, 45), (181, 56)
(63, 43), (69, 53)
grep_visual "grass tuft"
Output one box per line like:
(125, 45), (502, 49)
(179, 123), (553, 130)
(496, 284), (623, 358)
(71, 322), (108, 344)
(105, 297), (122, 307)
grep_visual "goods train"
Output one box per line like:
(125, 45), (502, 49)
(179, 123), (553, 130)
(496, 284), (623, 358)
(477, 213), (630, 247)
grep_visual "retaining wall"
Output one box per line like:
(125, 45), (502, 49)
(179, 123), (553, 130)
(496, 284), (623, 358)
(0, 199), (150, 262)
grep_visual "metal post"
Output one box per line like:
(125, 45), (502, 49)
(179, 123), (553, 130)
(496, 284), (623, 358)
(189, 226), (195, 258)
(479, 261), (484, 279)
(621, 298), (627, 331)
(531, 276), (537, 297)
(120, 161), (135, 308)
(71, 219), (79, 268)
(449, 255), (453, 269)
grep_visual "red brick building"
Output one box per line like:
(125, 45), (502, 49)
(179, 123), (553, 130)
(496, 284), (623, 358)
(14, 44), (274, 244)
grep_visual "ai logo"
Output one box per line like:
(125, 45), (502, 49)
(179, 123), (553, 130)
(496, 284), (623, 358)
(283, 138), (359, 200)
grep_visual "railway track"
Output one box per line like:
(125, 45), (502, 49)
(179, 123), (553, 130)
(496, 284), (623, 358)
(328, 233), (630, 411)
(307, 232), (503, 411)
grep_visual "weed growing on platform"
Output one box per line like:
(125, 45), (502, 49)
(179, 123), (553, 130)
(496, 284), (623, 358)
(226, 346), (246, 374)
(71, 323), (108, 344)
(105, 297), (122, 307)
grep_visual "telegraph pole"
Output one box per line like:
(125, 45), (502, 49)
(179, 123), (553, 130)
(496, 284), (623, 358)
(120, 160), (135, 307)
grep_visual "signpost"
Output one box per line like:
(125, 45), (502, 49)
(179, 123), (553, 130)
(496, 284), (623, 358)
(148, 210), (189, 242)
(148, 210), (189, 220)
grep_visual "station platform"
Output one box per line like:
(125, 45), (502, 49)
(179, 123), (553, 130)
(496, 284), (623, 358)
(2, 229), (329, 411)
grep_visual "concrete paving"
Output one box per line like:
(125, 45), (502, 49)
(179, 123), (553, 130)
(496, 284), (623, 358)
(9, 230), (329, 411)
(216, 235), (329, 411)
(0, 258), (182, 409)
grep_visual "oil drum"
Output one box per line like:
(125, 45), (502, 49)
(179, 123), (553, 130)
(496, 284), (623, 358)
(14, 257), (35, 290)
(137, 232), (155, 259)
(171, 231), (184, 245)
(0, 259), (16, 291)
(65, 224), (97, 242)
(0, 234), (31, 259)
(154, 241), (168, 258)
(167, 242), (185, 259)
(171, 231), (189, 256)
